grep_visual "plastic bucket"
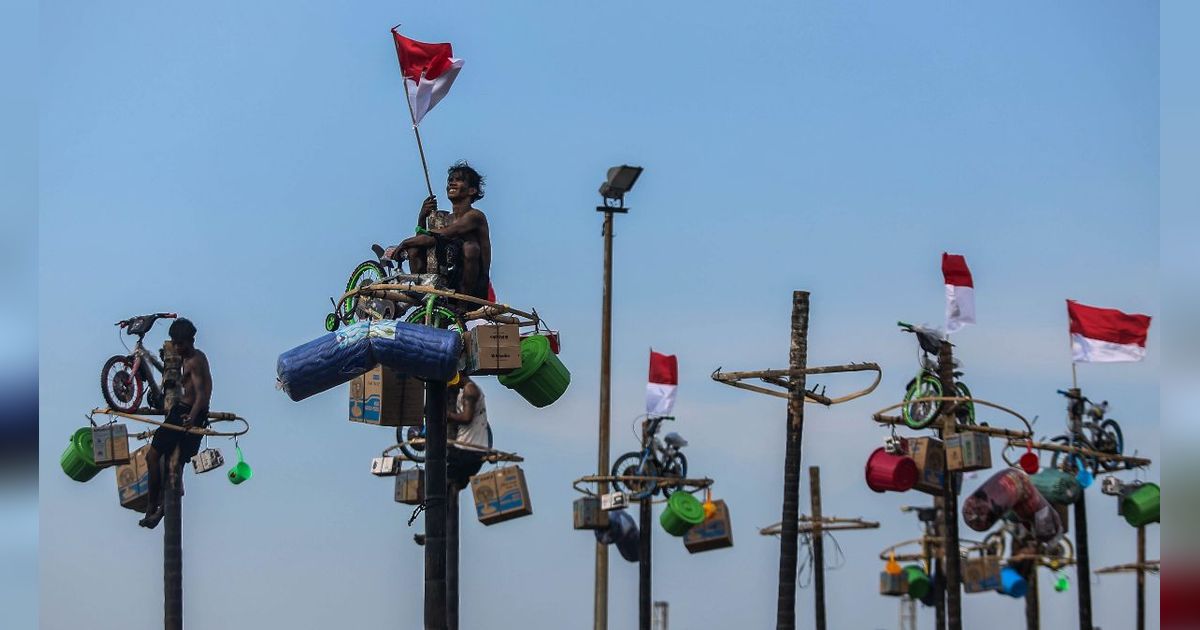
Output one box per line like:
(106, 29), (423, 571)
(1031, 469), (1082, 506)
(1121, 483), (1159, 527)
(1018, 451), (1040, 475)
(903, 565), (931, 599)
(660, 492), (706, 536)
(865, 447), (918, 493)
(227, 447), (253, 485)
(999, 566), (1027, 598)
(497, 335), (570, 408)
(61, 428), (102, 482)
(595, 509), (636, 545)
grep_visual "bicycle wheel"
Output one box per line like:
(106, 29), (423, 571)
(954, 381), (976, 425)
(1097, 419), (1125, 471)
(611, 453), (658, 498)
(339, 260), (386, 326)
(405, 304), (462, 331)
(1047, 435), (1072, 470)
(398, 425), (426, 463)
(101, 355), (143, 413)
(902, 374), (943, 429)
(659, 452), (688, 498)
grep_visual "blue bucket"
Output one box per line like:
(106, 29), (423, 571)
(999, 566), (1027, 598)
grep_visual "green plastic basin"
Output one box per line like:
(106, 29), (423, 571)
(61, 427), (102, 482)
(660, 491), (705, 536)
(497, 335), (570, 408)
(1121, 483), (1159, 527)
(903, 565), (931, 599)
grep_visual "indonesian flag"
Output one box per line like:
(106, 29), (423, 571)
(646, 350), (678, 417)
(391, 30), (463, 125)
(942, 253), (975, 333)
(1067, 300), (1152, 363)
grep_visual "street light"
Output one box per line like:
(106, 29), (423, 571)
(593, 163), (642, 630)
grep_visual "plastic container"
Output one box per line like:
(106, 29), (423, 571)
(904, 565), (931, 599)
(497, 335), (570, 408)
(227, 447), (253, 485)
(660, 491), (706, 536)
(865, 447), (918, 493)
(61, 428), (102, 482)
(1121, 483), (1159, 527)
(999, 566), (1028, 598)
(1031, 469), (1082, 505)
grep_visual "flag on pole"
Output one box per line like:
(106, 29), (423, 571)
(942, 253), (975, 333)
(1067, 300), (1152, 363)
(391, 30), (463, 125)
(646, 350), (678, 416)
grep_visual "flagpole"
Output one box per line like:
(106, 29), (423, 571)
(392, 28), (435, 198)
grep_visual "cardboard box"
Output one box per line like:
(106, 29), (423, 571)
(464, 324), (521, 375)
(394, 469), (424, 505)
(349, 366), (424, 427)
(191, 448), (224, 474)
(92, 423), (130, 467)
(115, 445), (150, 512)
(573, 496), (609, 530)
(945, 433), (992, 472)
(908, 437), (945, 495)
(880, 571), (909, 596)
(371, 456), (400, 477)
(684, 500), (734, 553)
(470, 466), (533, 525)
(962, 555), (1001, 593)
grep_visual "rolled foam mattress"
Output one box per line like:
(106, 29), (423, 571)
(277, 319), (462, 402)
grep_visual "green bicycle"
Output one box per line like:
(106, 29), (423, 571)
(898, 321), (976, 429)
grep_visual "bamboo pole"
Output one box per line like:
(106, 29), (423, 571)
(1025, 565), (1040, 630)
(447, 485), (459, 630)
(809, 467), (826, 630)
(163, 450), (182, 630)
(936, 343), (962, 630)
(1068, 389), (1093, 630)
(1001, 438), (1152, 468)
(777, 291), (809, 630)
(424, 381), (449, 630)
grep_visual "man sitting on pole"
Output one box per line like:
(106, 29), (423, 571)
(384, 161), (492, 303)
(140, 318), (212, 529)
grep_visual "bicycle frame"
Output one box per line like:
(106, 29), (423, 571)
(131, 338), (166, 406)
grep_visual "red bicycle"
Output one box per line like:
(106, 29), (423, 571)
(100, 313), (177, 413)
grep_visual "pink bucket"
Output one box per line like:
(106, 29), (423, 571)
(866, 447), (918, 493)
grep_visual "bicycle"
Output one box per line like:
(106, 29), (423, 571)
(100, 312), (178, 413)
(1049, 389), (1124, 473)
(610, 415), (689, 500)
(324, 228), (466, 333)
(897, 321), (975, 429)
(397, 423), (494, 463)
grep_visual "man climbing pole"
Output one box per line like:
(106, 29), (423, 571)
(446, 373), (489, 490)
(384, 161), (492, 302)
(140, 318), (212, 529)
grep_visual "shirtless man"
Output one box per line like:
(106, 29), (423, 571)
(385, 161), (492, 301)
(446, 374), (489, 491)
(139, 318), (212, 529)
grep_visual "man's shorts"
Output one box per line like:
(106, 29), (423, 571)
(447, 447), (485, 490)
(150, 402), (208, 460)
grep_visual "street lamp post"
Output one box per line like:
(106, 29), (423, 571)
(593, 165), (643, 630)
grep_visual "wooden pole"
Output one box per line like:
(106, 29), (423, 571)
(1068, 388), (1093, 630)
(163, 450), (182, 630)
(424, 381), (449, 630)
(808, 466), (826, 630)
(777, 291), (810, 630)
(447, 485), (459, 630)
(1137, 525), (1146, 630)
(594, 209), (616, 630)
(639, 496), (652, 630)
(1025, 564), (1040, 630)
(936, 341), (963, 630)
(933, 498), (946, 630)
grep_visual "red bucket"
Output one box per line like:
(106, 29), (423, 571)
(866, 447), (918, 493)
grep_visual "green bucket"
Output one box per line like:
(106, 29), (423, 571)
(660, 492), (706, 536)
(903, 565), (931, 599)
(1032, 469), (1082, 505)
(497, 335), (570, 408)
(227, 447), (253, 485)
(61, 427), (102, 482)
(1121, 483), (1159, 527)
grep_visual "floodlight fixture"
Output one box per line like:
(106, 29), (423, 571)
(598, 165), (643, 209)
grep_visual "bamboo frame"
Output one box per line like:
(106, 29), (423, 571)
(1002, 437), (1152, 468)
(342, 283), (541, 326)
(1095, 561), (1160, 575)
(90, 408), (249, 438)
(571, 474), (713, 497)
(711, 362), (882, 405)
(383, 440), (524, 464)
(871, 396), (1034, 437)
(759, 516), (880, 536)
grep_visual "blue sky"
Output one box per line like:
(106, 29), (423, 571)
(38, 1), (1160, 628)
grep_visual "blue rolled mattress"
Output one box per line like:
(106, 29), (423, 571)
(277, 319), (462, 402)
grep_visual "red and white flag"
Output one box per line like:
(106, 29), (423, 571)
(646, 350), (678, 417)
(1067, 300), (1152, 363)
(391, 30), (463, 125)
(942, 253), (975, 333)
